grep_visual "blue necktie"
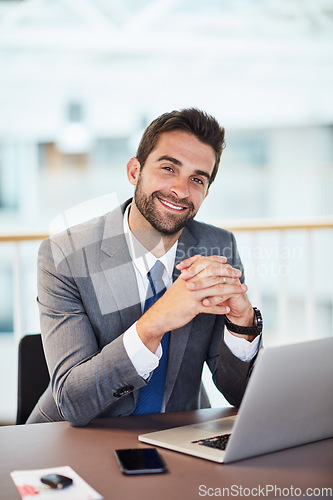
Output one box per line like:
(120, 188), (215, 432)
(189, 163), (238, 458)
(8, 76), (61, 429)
(133, 260), (170, 415)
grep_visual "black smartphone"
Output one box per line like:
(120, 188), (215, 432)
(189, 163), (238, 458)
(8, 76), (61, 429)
(114, 448), (167, 475)
(40, 474), (73, 489)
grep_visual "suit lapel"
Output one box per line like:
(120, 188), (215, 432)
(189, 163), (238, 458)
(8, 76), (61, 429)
(164, 225), (199, 409)
(99, 201), (142, 331)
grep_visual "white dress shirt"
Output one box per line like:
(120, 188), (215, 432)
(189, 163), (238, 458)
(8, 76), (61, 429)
(122, 204), (260, 380)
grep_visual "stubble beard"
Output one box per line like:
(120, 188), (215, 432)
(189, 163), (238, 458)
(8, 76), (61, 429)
(134, 175), (197, 236)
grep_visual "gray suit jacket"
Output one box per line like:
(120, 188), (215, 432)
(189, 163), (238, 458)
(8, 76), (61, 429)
(27, 199), (255, 426)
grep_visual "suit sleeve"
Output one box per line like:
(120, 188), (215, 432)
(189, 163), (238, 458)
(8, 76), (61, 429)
(206, 232), (259, 407)
(37, 237), (145, 426)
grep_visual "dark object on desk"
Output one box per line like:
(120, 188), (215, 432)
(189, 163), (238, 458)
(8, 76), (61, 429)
(16, 334), (50, 425)
(115, 448), (168, 475)
(41, 474), (73, 489)
(0, 409), (332, 499)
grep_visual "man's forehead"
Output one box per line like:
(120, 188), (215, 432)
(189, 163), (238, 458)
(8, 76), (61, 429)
(153, 130), (198, 149)
(151, 130), (215, 164)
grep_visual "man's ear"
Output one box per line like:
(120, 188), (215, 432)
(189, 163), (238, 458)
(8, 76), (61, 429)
(204, 188), (209, 199)
(127, 157), (141, 186)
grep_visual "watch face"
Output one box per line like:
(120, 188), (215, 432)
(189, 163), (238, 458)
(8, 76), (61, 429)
(253, 308), (263, 330)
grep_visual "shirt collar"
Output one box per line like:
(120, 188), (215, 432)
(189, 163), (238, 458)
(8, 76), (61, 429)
(123, 203), (177, 280)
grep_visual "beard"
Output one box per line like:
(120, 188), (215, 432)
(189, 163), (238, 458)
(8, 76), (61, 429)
(134, 176), (198, 236)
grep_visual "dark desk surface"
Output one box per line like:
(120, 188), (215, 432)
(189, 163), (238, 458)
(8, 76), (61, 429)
(1, 408), (332, 500)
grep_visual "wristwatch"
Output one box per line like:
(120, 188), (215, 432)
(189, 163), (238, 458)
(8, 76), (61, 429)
(224, 307), (263, 337)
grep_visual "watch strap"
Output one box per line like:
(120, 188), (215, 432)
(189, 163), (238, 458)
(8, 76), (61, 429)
(224, 307), (263, 337)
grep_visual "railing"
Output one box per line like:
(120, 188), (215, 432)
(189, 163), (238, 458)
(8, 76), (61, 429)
(1, 217), (333, 344)
(0, 232), (49, 344)
(221, 218), (333, 343)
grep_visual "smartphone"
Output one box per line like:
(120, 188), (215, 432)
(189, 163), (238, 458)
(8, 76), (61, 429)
(114, 448), (167, 475)
(40, 474), (73, 489)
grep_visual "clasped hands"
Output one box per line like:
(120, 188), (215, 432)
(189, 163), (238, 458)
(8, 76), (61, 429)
(137, 255), (255, 353)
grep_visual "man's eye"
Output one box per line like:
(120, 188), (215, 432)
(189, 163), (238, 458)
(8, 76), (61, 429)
(163, 166), (174, 172)
(191, 177), (204, 185)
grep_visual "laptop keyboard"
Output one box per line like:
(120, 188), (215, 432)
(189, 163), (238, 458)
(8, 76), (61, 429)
(192, 433), (231, 450)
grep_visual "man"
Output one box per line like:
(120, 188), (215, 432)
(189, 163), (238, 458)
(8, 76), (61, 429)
(27, 108), (262, 427)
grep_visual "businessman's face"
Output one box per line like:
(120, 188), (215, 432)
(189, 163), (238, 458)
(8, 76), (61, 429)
(128, 130), (215, 236)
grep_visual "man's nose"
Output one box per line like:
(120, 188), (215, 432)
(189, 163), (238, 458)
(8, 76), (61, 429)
(170, 177), (189, 199)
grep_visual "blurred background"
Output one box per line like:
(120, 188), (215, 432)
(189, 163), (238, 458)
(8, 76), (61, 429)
(0, 0), (332, 423)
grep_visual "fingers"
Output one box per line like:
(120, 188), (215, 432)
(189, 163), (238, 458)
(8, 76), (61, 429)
(185, 280), (247, 315)
(201, 302), (231, 315)
(199, 282), (247, 303)
(176, 255), (247, 318)
(185, 274), (243, 291)
(180, 256), (242, 289)
(177, 254), (227, 273)
(201, 288), (247, 307)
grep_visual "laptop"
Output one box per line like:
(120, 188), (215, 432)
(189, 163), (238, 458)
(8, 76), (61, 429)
(139, 337), (333, 463)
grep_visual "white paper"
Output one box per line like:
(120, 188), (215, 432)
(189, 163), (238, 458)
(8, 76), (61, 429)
(11, 465), (103, 500)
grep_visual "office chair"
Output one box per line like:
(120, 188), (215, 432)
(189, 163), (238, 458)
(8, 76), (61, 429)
(16, 333), (50, 425)
(16, 334), (210, 424)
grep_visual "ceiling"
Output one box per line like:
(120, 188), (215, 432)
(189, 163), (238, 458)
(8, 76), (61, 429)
(0, 0), (332, 129)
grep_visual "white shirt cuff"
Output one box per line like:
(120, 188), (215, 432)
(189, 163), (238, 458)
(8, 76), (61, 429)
(123, 322), (162, 379)
(224, 327), (261, 362)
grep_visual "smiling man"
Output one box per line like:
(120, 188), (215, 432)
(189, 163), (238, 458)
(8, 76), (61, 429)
(28, 108), (263, 426)
(130, 130), (213, 237)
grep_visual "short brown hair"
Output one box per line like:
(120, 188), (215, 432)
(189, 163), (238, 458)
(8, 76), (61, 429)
(136, 108), (225, 186)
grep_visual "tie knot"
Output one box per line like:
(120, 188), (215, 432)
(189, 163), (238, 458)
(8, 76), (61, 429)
(148, 260), (165, 295)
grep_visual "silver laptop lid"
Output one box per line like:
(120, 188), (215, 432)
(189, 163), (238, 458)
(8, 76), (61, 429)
(224, 336), (333, 461)
(139, 337), (333, 463)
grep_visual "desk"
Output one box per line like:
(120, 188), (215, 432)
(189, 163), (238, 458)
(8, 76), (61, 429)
(1, 408), (332, 499)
